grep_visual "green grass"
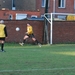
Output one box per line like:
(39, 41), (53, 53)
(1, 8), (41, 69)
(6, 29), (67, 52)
(0, 43), (75, 75)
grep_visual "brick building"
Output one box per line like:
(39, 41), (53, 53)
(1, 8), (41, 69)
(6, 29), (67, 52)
(0, 0), (36, 10)
(0, 0), (75, 15)
(36, 0), (74, 16)
(0, 0), (75, 44)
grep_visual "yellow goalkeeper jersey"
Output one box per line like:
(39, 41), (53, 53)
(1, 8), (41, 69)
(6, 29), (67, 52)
(0, 24), (6, 37)
(27, 25), (33, 35)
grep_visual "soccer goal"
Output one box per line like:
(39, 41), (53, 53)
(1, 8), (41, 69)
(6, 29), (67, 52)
(44, 13), (75, 44)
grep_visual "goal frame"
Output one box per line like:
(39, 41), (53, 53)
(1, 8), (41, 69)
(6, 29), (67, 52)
(44, 13), (75, 44)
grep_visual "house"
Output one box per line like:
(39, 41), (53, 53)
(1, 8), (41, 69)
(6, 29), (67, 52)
(0, 0), (74, 20)
(0, 10), (41, 20)
(0, 0), (36, 11)
(36, 0), (74, 16)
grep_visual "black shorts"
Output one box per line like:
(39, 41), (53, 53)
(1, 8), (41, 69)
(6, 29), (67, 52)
(0, 38), (5, 41)
(26, 33), (35, 38)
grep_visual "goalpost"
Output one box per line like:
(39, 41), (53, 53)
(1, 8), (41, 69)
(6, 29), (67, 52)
(44, 13), (75, 44)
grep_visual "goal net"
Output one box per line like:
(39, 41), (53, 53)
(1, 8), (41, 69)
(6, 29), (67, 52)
(44, 13), (75, 44)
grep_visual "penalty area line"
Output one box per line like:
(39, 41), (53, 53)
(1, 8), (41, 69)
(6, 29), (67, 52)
(0, 67), (75, 72)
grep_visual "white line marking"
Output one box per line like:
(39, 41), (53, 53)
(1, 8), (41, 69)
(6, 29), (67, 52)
(0, 67), (75, 72)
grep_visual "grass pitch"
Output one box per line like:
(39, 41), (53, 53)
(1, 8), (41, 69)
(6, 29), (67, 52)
(0, 43), (75, 75)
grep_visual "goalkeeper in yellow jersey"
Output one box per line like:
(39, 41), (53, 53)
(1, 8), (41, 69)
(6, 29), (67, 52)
(19, 23), (41, 47)
(0, 20), (8, 52)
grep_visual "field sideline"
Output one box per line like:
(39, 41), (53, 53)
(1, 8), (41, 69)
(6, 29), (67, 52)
(0, 43), (75, 75)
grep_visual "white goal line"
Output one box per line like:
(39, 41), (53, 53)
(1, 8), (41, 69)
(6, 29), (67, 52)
(0, 67), (75, 72)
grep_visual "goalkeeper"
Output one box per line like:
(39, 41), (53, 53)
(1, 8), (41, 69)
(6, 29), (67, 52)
(19, 23), (41, 47)
(0, 20), (8, 52)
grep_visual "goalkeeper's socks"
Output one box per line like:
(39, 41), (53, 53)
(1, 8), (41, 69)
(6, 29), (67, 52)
(35, 40), (39, 44)
(1, 43), (4, 51)
(23, 39), (26, 43)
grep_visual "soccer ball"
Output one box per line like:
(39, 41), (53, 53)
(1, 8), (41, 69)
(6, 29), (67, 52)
(16, 27), (20, 31)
